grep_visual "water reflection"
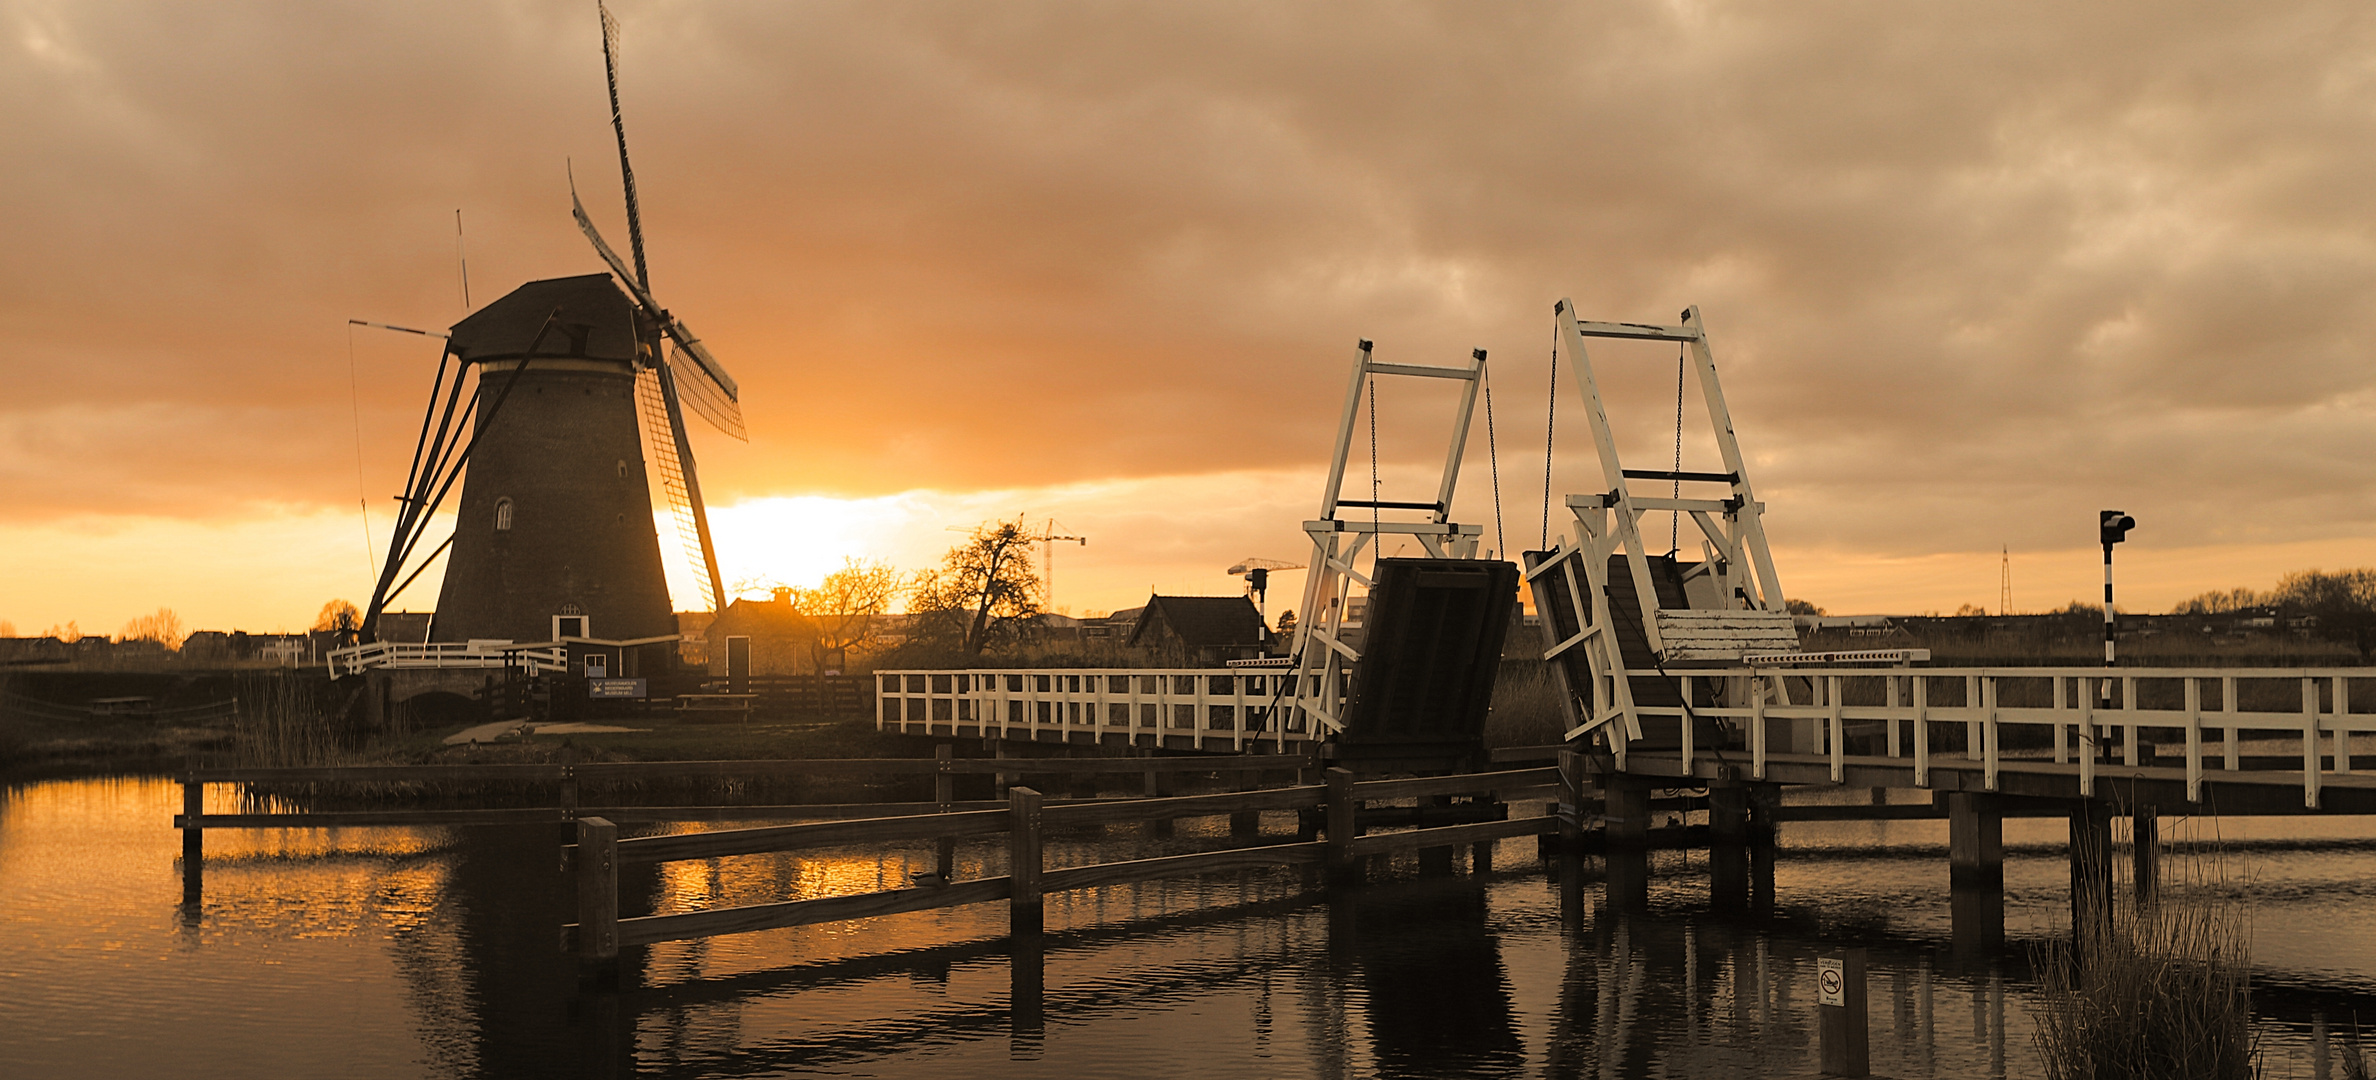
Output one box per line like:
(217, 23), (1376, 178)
(13, 776), (2376, 1079)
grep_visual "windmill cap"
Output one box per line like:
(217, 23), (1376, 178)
(448, 273), (639, 365)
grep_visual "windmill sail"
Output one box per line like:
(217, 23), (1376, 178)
(576, 2), (737, 616)
(666, 342), (746, 440)
(571, 183), (746, 439)
(636, 366), (716, 611)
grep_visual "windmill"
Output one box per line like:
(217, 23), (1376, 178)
(354, 2), (743, 657)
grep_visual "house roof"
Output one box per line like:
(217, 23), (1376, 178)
(1128, 595), (1265, 648)
(708, 595), (820, 639)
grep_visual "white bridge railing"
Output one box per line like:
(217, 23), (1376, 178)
(1649, 665), (2376, 808)
(327, 641), (569, 678)
(875, 668), (1332, 750)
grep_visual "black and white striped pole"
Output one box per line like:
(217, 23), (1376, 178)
(2099, 511), (2137, 718)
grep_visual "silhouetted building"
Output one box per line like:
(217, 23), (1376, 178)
(1126, 594), (1269, 665)
(430, 274), (676, 650)
(703, 587), (823, 676)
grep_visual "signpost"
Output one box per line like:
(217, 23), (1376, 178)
(1817, 948), (1868, 1077)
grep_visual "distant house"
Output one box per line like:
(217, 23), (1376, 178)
(1082, 607), (1142, 642)
(0, 636), (73, 666)
(674, 610), (715, 667)
(703, 588), (824, 676)
(1126, 595), (1270, 666)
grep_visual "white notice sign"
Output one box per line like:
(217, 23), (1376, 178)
(1817, 957), (1845, 1007)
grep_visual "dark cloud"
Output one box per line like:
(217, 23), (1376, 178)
(5, 0), (2376, 572)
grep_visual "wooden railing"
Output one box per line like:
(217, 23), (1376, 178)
(1632, 665), (2376, 808)
(875, 668), (1333, 749)
(173, 750), (1322, 833)
(561, 765), (1562, 963)
(327, 640), (567, 677)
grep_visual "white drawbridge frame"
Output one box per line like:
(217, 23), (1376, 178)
(1528, 301), (1800, 755)
(1283, 340), (1488, 736)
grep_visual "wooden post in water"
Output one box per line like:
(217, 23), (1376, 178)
(1324, 767), (1361, 886)
(2069, 801), (2113, 943)
(1949, 793), (2005, 956)
(934, 743), (957, 880)
(2131, 806), (2159, 909)
(1817, 947), (1870, 1077)
(1008, 787), (1043, 934)
(180, 774), (204, 904)
(575, 816), (620, 980)
(558, 743), (579, 819)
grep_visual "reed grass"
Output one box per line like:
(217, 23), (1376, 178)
(233, 674), (353, 768)
(2030, 841), (2259, 1080)
(1483, 659), (1568, 748)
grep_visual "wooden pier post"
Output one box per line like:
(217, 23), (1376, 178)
(2069, 801), (2114, 941)
(1009, 787), (1043, 934)
(1817, 948), (1870, 1078)
(934, 743), (957, 880)
(575, 816), (620, 982)
(1949, 793), (2005, 956)
(1324, 767), (1361, 886)
(1709, 781), (1750, 910)
(1603, 774), (1653, 911)
(1604, 775), (1650, 849)
(180, 775), (204, 904)
(1948, 794), (2003, 889)
(2131, 807), (2159, 909)
(1230, 762), (1262, 840)
(558, 744), (579, 819)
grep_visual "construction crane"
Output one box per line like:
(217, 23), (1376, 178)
(947, 518), (1088, 613)
(1226, 557), (1305, 629)
(1029, 519), (1088, 613)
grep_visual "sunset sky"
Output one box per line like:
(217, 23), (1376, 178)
(7, 1), (2376, 635)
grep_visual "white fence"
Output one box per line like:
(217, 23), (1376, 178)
(327, 641), (569, 678)
(875, 668), (1332, 750)
(1662, 665), (2376, 808)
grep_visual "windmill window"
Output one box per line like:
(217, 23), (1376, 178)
(494, 498), (514, 532)
(617, 460), (627, 478)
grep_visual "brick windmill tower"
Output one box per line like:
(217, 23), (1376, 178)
(357, 3), (743, 663)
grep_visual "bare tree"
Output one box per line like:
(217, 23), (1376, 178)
(793, 558), (904, 672)
(910, 518), (1042, 654)
(313, 599), (361, 633)
(120, 608), (186, 650)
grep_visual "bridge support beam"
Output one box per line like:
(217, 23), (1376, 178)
(1603, 775), (1653, 912)
(1948, 793), (2004, 956)
(1706, 780), (1777, 913)
(2069, 801), (2114, 939)
(2131, 807), (2159, 909)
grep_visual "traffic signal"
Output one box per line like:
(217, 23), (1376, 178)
(2100, 510), (2136, 546)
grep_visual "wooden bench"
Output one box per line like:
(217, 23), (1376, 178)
(1653, 609), (1803, 662)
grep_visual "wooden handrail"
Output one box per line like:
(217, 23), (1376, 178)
(1039, 785), (1321, 826)
(566, 764), (1549, 965)
(1353, 767), (1558, 800)
(618, 808), (1010, 864)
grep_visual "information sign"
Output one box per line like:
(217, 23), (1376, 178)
(588, 678), (648, 700)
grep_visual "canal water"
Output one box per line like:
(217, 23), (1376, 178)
(5, 775), (2375, 1079)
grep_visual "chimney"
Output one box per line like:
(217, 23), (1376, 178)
(772, 586), (794, 607)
